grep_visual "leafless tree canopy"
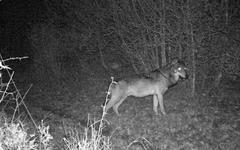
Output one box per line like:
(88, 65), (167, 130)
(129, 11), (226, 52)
(30, 0), (240, 93)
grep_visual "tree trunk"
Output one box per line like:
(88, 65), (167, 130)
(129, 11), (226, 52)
(188, 0), (196, 97)
(160, 0), (167, 67)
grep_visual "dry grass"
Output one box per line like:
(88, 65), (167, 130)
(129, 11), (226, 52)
(0, 55), (53, 150)
(62, 79), (114, 150)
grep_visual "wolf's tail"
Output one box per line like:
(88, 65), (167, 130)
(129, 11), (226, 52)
(103, 77), (118, 109)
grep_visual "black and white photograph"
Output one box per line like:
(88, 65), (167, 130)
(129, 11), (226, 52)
(0, 0), (240, 149)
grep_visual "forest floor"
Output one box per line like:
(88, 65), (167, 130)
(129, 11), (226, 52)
(9, 65), (240, 150)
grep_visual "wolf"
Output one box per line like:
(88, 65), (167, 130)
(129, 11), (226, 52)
(104, 59), (188, 116)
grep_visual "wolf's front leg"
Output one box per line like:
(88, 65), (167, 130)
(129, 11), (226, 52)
(157, 93), (166, 115)
(153, 95), (159, 115)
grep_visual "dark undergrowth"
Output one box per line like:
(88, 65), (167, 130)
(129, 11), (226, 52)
(21, 71), (240, 150)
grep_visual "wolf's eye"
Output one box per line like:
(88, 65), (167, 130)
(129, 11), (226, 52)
(178, 67), (182, 71)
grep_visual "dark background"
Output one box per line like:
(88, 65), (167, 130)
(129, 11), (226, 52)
(0, 0), (240, 149)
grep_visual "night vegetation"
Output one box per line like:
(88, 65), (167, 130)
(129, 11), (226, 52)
(0, 0), (240, 149)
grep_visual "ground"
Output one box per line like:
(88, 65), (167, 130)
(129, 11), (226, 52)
(10, 64), (240, 150)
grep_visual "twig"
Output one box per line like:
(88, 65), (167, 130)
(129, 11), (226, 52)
(2, 56), (29, 62)
(127, 137), (154, 150)
(12, 84), (33, 124)
(95, 77), (117, 137)
(0, 61), (11, 70)
(0, 71), (14, 103)
(0, 56), (28, 70)
(0, 53), (37, 128)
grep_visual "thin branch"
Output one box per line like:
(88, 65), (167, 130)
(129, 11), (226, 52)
(2, 56), (29, 62)
(0, 53), (37, 128)
(0, 72), (14, 103)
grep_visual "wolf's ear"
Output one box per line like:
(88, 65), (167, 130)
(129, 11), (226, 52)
(171, 59), (179, 65)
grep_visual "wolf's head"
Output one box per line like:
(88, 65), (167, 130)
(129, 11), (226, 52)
(171, 59), (189, 80)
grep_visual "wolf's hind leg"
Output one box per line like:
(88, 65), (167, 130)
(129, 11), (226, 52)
(105, 94), (120, 113)
(113, 95), (128, 116)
